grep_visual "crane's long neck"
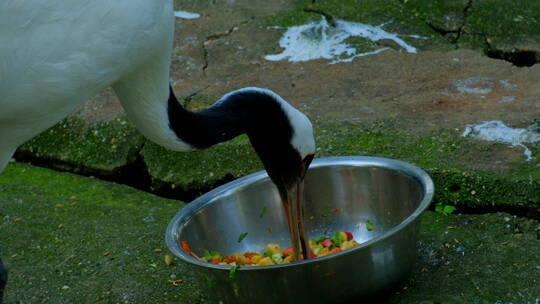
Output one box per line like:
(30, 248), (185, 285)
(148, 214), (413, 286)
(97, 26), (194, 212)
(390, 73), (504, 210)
(114, 78), (193, 152)
(166, 86), (297, 152)
(115, 71), (293, 155)
(166, 86), (249, 149)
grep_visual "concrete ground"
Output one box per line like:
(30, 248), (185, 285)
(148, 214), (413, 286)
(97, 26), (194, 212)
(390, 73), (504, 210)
(1, 0), (539, 302)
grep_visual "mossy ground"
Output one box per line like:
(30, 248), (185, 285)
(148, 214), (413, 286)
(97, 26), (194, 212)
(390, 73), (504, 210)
(11, 0), (540, 212)
(0, 163), (538, 303)
(4, 0), (540, 302)
(394, 211), (539, 303)
(315, 121), (540, 211)
(267, 0), (540, 54)
(0, 163), (202, 304)
(141, 135), (262, 196)
(15, 117), (144, 175)
(16, 116), (540, 211)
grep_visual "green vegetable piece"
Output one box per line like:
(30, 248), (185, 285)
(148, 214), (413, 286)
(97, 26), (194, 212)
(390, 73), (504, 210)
(204, 250), (221, 261)
(271, 253), (283, 263)
(259, 206), (267, 218)
(435, 202), (457, 215)
(366, 220), (376, 231)
(263, 251), (273, 258)
(237, 232), (248, 243)
(312, 236), (327, 244)
(330, 230), (343, 247)
(443, 205), (456, 214)
(229, 264), (240, 280)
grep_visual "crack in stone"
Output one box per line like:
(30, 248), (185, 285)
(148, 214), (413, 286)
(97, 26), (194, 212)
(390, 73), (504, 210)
(182, 85), (211, 106)
(422, 0), (472, 47)
(425, 22), (460, 45)
(484, 41), (540, 67)
(201, 20), (251, 75)
(15, 155), (540, 220)
(301, 0), (538, 68)
(201, 44), (209, 75)
(442, 0), (538, 67)
(303, 7), (336, 27)
(472, 31), (540, 67)
(456, 0), (474, 44)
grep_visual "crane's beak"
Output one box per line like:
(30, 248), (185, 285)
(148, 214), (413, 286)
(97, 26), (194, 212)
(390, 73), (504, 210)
(286, 154), (314, 261)
(299, 154), (314, 181)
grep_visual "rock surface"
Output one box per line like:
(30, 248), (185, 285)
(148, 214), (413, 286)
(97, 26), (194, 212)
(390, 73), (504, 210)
(13, 0), (540, 211)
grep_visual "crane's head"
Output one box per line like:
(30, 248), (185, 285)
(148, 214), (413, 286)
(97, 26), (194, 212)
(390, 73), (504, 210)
(234, 88), (315, 194)
(172, 86), (315, 194)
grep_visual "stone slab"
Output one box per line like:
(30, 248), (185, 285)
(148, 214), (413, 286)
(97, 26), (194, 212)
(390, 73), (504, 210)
(11, 0), (540, 209)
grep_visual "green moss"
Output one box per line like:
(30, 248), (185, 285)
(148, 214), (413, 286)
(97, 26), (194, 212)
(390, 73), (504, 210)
(0, 163), (201, 303)
(402, 0), (469, 30)
(16, 117), (144, 174)
(268, 0), (540, 54)
(343, 36), (380, 53)
(140, 138), (263, 193)
(314, 121), (540, 209)
(266, 0), (455, 52)
(137, 118), (539, 209)
(266, 3), (316, 28)
(464, 0), (540, 45)
(393, 211), (540, 303)
(12, 112), (540, 210)
(1, 164), (538, 302)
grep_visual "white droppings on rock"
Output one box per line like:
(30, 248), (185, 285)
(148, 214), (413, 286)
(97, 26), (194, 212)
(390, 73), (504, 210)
(462, 120), (540, 161)
(499, 79), (518, 89)
(452, 77), (493, 95)
(174, 11), (201, 20)
(265, 18), (422, 63)
(499, 96), (516, 103)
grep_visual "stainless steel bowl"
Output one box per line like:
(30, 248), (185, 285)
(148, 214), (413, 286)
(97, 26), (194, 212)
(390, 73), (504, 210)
(166, 156), (434, 303)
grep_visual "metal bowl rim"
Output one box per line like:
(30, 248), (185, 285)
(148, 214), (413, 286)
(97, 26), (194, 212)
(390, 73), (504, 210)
(165, 156), (434, 271)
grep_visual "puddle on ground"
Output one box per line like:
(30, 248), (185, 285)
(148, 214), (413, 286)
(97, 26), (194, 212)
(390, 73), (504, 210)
(265, 18), (423, 63)
(462, 120), (540, 161)
(174, 11), (201, 20)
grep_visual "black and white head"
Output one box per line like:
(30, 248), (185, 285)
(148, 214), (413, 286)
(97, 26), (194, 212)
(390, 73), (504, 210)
(235, 88), (316, 193)
(167, 86), (315, 193)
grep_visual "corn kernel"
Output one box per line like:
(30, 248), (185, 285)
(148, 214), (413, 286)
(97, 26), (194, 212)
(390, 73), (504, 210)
(256, 257), (274, 266)
(265, 243), (281, 255)
(250, 254), (264, 264)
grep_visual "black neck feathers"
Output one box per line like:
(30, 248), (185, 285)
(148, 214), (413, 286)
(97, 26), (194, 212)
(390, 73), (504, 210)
(167, 86), (294, 150)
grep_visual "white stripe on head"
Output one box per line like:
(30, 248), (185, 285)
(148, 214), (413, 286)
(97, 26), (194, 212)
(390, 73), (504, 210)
(228, 87), (315, 159)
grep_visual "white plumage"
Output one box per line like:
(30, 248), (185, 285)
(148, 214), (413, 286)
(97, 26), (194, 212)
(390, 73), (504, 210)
(0, 0), (315, 175)
(0, 0), (189, 172)
(0, 1), (316, 297)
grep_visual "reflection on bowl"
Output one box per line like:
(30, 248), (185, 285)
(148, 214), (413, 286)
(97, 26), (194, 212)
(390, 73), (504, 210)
(166, 156), (434, 303)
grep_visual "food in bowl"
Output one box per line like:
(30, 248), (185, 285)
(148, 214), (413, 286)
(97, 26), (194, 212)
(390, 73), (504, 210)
(181, 230), (360, 266)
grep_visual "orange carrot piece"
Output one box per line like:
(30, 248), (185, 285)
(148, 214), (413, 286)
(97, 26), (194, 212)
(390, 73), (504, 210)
(180, 240), (197, 258)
